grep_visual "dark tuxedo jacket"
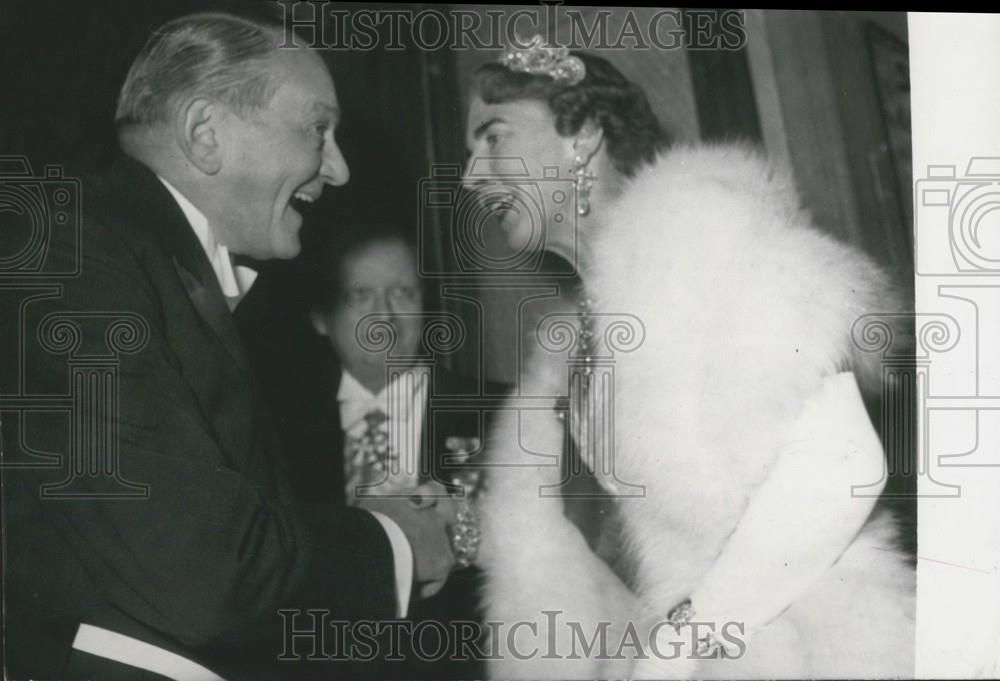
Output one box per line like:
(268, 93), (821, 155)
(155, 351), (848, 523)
(1, 156), (397, 680)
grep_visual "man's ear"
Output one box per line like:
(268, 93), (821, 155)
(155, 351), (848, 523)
(572, 118), (605, 164)
(177, 97), (222, 175)
(310, 308), (330, 337)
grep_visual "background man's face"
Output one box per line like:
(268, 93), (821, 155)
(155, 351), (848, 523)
(216, 47), (349, 259)
(324, 238), (425, 381)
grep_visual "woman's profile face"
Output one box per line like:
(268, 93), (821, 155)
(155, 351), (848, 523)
(463, 96), (577, 257)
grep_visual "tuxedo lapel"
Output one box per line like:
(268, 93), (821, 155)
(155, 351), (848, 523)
(109, 156), (250, 371)
(328, 359), (346, 474)
(172, 256), (250, 371)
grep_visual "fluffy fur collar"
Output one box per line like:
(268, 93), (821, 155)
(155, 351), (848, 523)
(478, 144), (913, 679)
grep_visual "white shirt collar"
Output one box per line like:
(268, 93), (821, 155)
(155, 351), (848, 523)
(157, 176), (257, 300)
(337, 368), (381, 405)
(337, 367), (429, 429)
(338, 365), (431, 396)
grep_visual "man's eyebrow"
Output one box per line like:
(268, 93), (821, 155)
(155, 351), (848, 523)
(309, 101), (340, 122)
(472, 117), (504, 140)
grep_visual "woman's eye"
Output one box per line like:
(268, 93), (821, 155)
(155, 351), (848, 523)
(486, 133), (500, 150)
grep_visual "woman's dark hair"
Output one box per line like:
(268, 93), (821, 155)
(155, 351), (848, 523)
(471, 52), (669, 177)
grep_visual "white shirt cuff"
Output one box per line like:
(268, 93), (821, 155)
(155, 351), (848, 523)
(367, 511), (413, 617)
(73, 623), (224, 680)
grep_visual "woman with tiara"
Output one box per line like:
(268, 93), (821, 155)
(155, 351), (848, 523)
(463, 37), (915, 678)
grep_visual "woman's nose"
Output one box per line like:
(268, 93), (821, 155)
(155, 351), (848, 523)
(461, 158), (478, 192)
(463, 152), (492, 192)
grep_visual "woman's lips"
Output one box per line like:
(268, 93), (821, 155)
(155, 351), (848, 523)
(485, 193), (518, 223)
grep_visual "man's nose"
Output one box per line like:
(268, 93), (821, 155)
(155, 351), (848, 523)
(321, 140), (350, 187)
(377, 290), (404, 315)
(360, 288), (392, 316)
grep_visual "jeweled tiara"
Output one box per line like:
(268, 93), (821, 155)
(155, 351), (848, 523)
(498, 34), (586, 85)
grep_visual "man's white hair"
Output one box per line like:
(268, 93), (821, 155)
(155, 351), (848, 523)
(115, 11), (288, 132)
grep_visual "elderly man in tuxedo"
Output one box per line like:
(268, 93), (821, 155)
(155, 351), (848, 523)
(2, 11), (457, 681)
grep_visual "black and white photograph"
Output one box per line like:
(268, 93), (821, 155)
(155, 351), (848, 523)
(1, 4), (998, 680)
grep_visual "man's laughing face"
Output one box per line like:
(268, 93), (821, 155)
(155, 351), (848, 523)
(214, 47), (349, 259)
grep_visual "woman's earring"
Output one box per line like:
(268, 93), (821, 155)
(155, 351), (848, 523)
(571, 154), (596, 217)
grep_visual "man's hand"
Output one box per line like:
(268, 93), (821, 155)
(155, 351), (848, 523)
(357, 481), (458, 598)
